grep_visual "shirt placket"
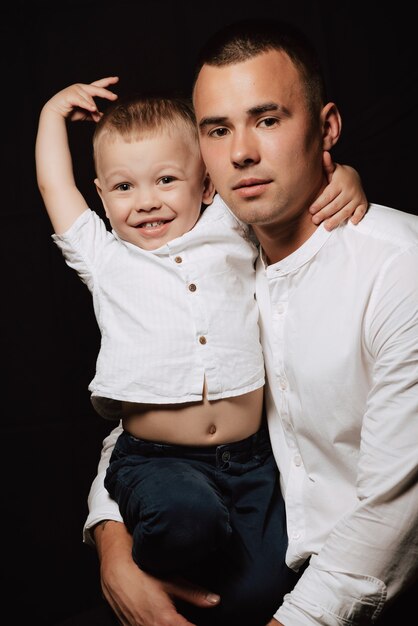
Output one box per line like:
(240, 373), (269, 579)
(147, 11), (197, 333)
(169, 249), (220, 394)
(269, 270), (305, 552)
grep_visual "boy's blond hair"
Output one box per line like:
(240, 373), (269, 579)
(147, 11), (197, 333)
(93, 96), (199, 168)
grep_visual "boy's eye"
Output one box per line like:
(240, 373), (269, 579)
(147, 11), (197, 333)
(208, 127), (229, 138)
(159, 176), (176, 185)
(115, 183), (131, 192)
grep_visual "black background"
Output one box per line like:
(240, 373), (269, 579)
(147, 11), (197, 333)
(2, 1), (417, 624)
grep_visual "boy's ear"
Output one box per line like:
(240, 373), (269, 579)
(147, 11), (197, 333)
(202, 173), (216, 205)
(321, 102), (342, 151)
(94, 177), (109, 217)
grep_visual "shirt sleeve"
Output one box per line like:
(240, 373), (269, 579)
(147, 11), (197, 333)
(275, 564), (386, 625)
(276, 245), (418, 625)
(52, 209), (111, 292)
(83, 421), (124, 546)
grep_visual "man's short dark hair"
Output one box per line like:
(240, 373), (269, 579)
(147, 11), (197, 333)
(194, 18), (326, 118)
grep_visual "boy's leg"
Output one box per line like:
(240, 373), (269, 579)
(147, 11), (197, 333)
(130, 458), (232, 575)
(180, 429), (299, 626)
(216, 453), (298, 625)
(104, 432), (232, 576)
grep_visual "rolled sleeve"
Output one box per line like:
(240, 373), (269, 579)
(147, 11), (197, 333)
(275, 563), (386, 626)
(83, 422), (123, 546)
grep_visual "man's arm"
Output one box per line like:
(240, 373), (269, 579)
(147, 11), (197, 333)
(95, 520), (220, 626)
(274, 245), (418, 625)
(87, 426), (220, 626)
(84, 423), (124, 545)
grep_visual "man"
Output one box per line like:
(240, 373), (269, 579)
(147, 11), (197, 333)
(87, 18), (418, 626)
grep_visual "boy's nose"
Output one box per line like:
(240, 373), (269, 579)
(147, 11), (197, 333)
(134, 190), (162, 212)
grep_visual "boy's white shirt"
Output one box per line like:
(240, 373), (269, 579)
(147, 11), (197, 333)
(52, 194), (264, 418)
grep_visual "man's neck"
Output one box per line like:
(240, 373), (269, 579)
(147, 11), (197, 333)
(253, 210), (317, 266)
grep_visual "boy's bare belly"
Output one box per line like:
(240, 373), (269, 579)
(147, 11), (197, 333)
(122, 385), (264, 446)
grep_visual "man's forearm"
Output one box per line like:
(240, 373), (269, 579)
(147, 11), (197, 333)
(94, 519), (133, 563)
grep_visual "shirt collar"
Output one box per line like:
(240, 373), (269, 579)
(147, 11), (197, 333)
(261, 222), (337, 277)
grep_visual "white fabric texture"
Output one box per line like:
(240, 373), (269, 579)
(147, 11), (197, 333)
(85, 203), (418, 624)
(52, 194), (264, 418)
(257, 204), (418, 624)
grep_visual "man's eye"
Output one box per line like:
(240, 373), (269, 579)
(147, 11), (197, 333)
(209, 127), (229, 138)
(259, 117), (279, 128)
(116, 183), (131, 191)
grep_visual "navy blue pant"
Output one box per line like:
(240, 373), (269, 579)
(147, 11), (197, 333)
(105, 428), (298, 626)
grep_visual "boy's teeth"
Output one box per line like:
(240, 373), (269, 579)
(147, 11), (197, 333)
(143, 221), (164, 229)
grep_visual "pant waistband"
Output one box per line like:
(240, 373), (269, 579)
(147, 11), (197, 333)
(122, 426), (271, 465)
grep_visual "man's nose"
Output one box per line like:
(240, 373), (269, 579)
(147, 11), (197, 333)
(231, 130), (260, 168)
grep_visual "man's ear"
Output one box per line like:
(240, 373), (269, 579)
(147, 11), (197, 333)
(321, 102), (342, 151)
(202, 173), (216, 206)
(94, 177), (109, 218)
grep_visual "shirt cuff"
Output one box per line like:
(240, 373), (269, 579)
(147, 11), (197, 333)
(83, 470), (123, 546)
(274, 561), (386, 625)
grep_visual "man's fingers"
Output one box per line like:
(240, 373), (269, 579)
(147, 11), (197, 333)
(166, 578), (220, 608)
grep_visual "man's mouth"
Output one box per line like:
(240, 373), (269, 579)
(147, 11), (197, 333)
(233, 178), (270, 190)
(232, 179), (271, 198)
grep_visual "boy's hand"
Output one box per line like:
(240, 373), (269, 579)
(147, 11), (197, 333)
(43, 76), (119, 123)
(309, 151), (369, 230)
(35, 76), (120, 234)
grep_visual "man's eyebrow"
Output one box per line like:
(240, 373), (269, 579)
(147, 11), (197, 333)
(248, 102), (290, 116)
(198, 115), (228, 130)
(248, 102), (279, 114)
(198, 102), (289, 130)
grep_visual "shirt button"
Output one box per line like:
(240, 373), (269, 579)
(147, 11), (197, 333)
(199, 336), (207, 345)
(174, 256), (182, 263)
(294, 454), (302, 467)
(279, 376), (288, 390)
(222, 451), (230, 462)
(277, 303), (284, 314)
(291, 531), (301, 540)
(188, 283), (197, 292)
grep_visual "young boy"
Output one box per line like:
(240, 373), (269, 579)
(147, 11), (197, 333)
(35, 76), (367, 626)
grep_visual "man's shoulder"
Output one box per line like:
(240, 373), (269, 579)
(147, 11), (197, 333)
(366, 202), (418, 221)
(347, 202), (418, 248)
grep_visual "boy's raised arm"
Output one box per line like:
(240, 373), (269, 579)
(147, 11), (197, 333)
(35, 76), (119, 234)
